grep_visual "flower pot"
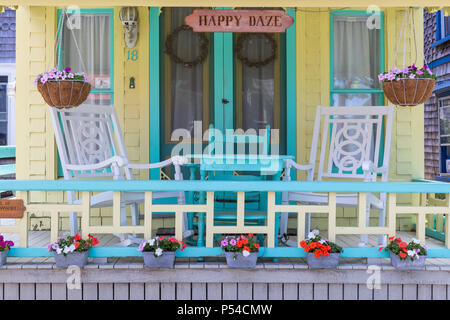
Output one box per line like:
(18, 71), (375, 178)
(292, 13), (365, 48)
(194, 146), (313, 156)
(306, 252), (340, 269)
(53, 251), (89, 268)
(142, 251), (176, 268)
(37, 80), (91, 109)
(0, 250), (8, 266)
(389, 252), (426, 270)
(225, 252), (258, 268)
(382, 78), (435, 106)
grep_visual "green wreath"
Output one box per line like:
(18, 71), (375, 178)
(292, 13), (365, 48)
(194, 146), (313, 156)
(164, 24), (209, 68)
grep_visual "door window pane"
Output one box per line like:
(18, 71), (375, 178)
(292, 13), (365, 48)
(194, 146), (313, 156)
(332, 93), (379, 106)
(333, 14), (381, 90)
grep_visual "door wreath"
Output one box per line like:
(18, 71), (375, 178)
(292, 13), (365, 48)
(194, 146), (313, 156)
(164, 24), (209, 68)
(236, 33), (277, 68)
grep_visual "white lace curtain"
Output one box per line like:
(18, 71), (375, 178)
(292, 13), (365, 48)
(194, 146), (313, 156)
(61, 14), (111, 104)
(241, 34), (275, 131)
(170, 8), (203, 135)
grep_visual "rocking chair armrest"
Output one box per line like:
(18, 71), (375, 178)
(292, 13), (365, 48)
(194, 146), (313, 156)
(65, 156), (128, 171)
(127, 156), (189, 170)
(362, 161), (389, 182)
(284, 159), (314, 171)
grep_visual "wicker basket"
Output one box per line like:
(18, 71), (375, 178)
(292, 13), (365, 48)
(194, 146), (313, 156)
(37, 80), (91, 109)
(382, 78), (435, 106)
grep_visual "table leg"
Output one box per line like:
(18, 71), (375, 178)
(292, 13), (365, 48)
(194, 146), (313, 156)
(197, 170), (207, 248)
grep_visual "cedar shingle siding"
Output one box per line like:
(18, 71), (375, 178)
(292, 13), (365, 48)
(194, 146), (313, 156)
(0, 8), (15, 63)
(424, 10), (450, 179)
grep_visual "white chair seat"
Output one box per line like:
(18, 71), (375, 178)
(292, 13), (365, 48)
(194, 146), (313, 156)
(287, 192), (384, 210)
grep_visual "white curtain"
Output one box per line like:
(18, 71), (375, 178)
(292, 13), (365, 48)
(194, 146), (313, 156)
(61, 14), (111, 105)
(333, 14), (380, 106)
(241, 34), (274, 131)
(170, 8), (204, 135)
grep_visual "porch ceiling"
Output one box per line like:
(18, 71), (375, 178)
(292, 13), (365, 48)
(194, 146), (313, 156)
(0, 0), (449, 8)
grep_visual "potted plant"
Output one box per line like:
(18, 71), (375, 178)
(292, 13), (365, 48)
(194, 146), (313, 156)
(221, 234), (260, 268)
(0, 235), (14, 267)
(380, 236), (427, 270)
(138, 236), (186, 268)
(34, 67), (91, 109)
(378, 64), (436, 106)
(300, 230), (343, 269)
(48, 232), (99, 268)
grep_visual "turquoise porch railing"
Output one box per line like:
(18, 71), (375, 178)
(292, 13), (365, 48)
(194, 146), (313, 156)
(0, 179), (449, 259)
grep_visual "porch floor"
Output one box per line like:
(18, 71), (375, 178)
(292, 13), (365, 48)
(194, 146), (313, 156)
(3, 230), (449, 267)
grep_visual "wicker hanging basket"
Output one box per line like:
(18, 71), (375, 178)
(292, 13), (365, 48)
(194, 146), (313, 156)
(37, 80), (91, 109)
(382, 78), (435, 107)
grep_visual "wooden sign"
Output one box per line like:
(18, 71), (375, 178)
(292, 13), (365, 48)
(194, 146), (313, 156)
(185, 9), (294, 33)
(0, 199), (26, 218)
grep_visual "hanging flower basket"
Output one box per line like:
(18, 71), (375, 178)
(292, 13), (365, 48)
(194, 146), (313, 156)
(379, 65), (436, 107)
(34, 67), (91, 109)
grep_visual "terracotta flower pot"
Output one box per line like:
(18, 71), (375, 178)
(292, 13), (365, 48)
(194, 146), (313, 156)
(382, 78), (435, 106)
(306, 252), (340, 269)
(37, 80), (91, 109)
(142, 251), (176, 268)
(225, 251), (258, 268)
(53, 251), (89, 268)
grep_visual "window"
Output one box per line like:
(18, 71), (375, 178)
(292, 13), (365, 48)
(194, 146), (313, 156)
(435, 9), (450, 45)
(0, 76), (7, 145)
(439, 97), (450, 174)
(330, 11), (384, 107)
(57, 8), (114, 105)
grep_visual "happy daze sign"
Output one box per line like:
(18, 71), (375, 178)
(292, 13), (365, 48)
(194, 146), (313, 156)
(185, 9), (294, 33)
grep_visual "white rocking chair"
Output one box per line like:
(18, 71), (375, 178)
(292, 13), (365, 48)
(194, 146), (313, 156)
(49, 104), (193, 245)
(281, 105), (394, 247)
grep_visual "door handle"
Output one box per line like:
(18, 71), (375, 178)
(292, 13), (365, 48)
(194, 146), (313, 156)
(222, 98), (229, 104)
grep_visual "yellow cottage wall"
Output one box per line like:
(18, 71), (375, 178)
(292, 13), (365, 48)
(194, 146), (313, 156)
(16, 6), (424, 232)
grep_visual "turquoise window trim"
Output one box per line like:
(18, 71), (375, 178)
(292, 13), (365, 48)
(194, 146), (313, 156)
(329, 10), (386, 172)
(56, 8), (115, 177)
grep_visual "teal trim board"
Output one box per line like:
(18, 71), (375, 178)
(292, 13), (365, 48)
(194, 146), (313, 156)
(7, 247), (450, 258)
(149, 7), (161, 180)
(3, 179), (450, 193)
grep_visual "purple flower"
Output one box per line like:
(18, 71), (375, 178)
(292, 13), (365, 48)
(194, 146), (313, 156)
(402, 67), (410, 74)
(386, 73), (395, 81)
(221, 239), (228, 247)
(6, 241), (13, 247)
(416, 70), (423, 75)
(0, 242), (4, 249)
(378, 74), (385, 82)
(47, 244), (52, 252)
(230, 239), (236, 246)
(52, 243), (59, 250)
(64, 67), (72, 73)
(138, 242), (145, 252)
(0, 235), (3, 242)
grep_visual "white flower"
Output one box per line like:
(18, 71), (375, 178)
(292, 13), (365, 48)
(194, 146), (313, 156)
(63, 246), (71, 254)
(407, 250), (415, 257)
(312, 229), (320, 235)
(148, 239), (155, 246)
(155, 248), (163, 257)
(242, 250), (250, 257)
(307, 232), (315, 240)
(56, 248), (62, 255)
(69, 244), (76, 253)
(412, 238), (421, 244)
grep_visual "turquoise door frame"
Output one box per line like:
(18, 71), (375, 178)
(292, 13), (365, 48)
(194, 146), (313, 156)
(149, 7), (297, 180)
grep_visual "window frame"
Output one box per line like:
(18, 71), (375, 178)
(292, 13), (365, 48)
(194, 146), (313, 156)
(434, 9), (450, 47)
(329, 10), (385, 106)
(56, 8), (115, 177)
(439, 96), (450, 175)
(56, 8), (115, 104)
(329, 10), (386, 170)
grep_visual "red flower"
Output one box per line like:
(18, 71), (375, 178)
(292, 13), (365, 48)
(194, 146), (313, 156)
(74, 242), (80, 249)
(314, 250), (321, 258)
(242, 238), (249, 245)
(243, 246), (250, 252)
(378, 246), (384, 252)
(399, 252), (407, 259)
(90, 237), (99, 247)
(248, 233), (254, 237)
(254, 243), (260, 249)
(304, 245), (310, 252)
(323, 251), (329, 257)
(388, 236), (395, 241)
(159, 236), (165, 240)
(399, 242), (407, 248)
(74, 232), (81, 241)
(310, 242), (316, 249)
(88, 234), (93, 238)
(169, 237), (177, 242)
(236, 241), (243, 248)
(300, 240), (307, 248)
(394, 237), (402, 243)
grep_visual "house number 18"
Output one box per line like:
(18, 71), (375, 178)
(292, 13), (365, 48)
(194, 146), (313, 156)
(127, 49), (138, 61)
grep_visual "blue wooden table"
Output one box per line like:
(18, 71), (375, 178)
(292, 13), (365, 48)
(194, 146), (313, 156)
(185, 154), (295, 247)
